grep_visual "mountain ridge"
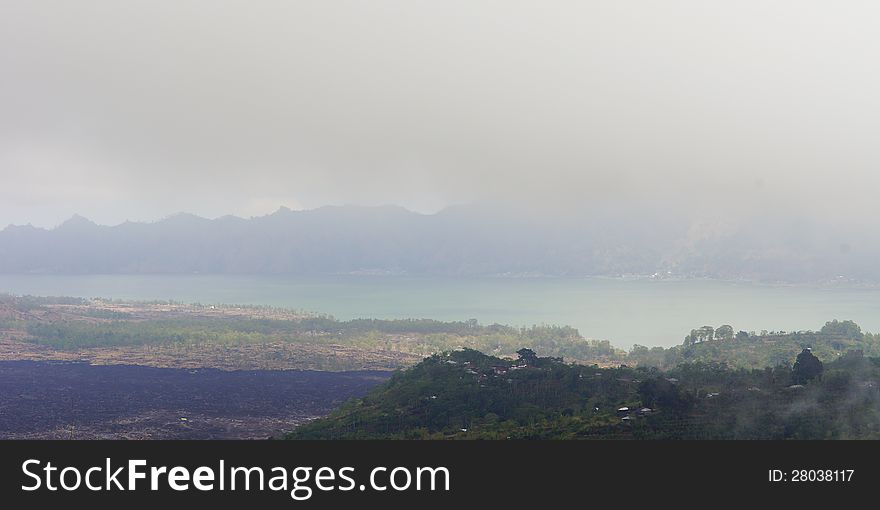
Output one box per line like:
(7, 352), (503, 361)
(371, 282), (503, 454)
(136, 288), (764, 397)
(1, 205), (876, 282)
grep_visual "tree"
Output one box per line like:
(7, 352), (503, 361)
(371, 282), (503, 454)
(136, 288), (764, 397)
(820, 320), (863, 340)
(735, 330), (750, 341)
(684, 326), (716, 345)
(516, 348), (538, 366)
(638, 378), (692, 415)
(700, 326), (715, 342)
(791, 348), (823, 385)
(716, 325), (734, 341)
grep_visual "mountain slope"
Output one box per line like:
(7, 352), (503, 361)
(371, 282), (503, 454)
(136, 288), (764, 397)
(288, 347), (880, 440)
(1, 205), (877, 282)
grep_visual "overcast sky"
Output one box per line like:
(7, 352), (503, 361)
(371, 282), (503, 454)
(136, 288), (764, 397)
(2, 1), (880, 227)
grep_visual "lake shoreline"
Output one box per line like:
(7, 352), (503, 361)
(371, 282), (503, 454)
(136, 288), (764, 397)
(3, 274), (880, 348)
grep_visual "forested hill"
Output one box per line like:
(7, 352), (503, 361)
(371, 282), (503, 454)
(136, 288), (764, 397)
(630, 320), (880, 370)
(288, 347), (880, 440)
(2, 205), (879, 282)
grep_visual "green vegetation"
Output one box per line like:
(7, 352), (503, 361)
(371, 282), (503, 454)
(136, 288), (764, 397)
(6, 294), (880, 439)
(0, 295), (623, 366)
(4, 295), (880, 372)
(629, 320), (880, 369)
(289, 347), (880, 439)
(16, 316), (618, 359)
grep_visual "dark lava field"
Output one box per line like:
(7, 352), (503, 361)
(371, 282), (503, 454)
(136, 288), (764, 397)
(0, 361), (389, 439)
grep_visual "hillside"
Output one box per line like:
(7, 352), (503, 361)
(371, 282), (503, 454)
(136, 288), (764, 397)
(629, 320), (880, 369)
(289, 347), (880, 439)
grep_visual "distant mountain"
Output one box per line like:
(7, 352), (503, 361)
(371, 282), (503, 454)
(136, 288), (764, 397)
(0, 205), (877, 282)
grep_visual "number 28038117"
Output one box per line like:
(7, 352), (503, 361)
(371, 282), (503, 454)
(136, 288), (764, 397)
(769, 469), (853, 482)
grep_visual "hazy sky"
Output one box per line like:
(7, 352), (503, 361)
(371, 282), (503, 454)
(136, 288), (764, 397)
(2, 1), (880, 227)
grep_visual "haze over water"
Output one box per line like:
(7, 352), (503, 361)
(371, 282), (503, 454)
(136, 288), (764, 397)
(2, 274), (878, 348)
(5, 2), (880, 352)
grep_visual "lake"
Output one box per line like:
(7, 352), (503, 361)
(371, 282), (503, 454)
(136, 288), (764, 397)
(1, 274), (879, 348)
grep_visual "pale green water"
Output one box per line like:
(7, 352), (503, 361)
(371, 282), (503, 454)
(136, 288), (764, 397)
(1, 274), (878, 348)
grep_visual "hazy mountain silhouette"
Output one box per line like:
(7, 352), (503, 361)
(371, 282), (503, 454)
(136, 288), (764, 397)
(0, 205), (875, 282)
